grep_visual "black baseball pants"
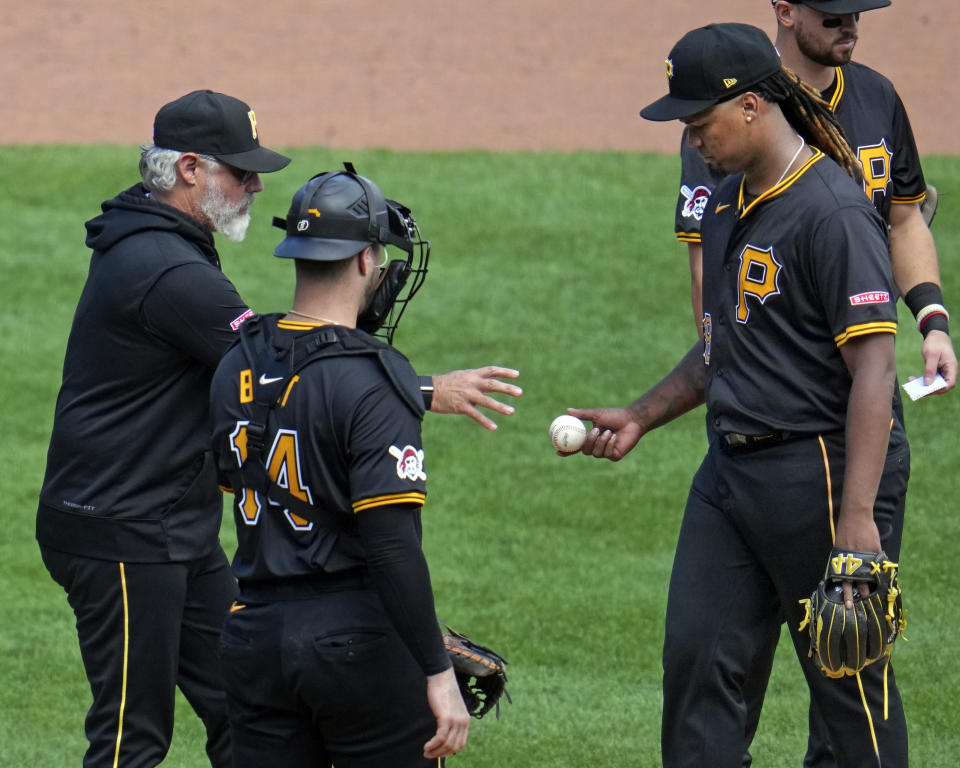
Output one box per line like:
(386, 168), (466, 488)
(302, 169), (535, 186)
(41, 545), (236, 767)
(660, 430), (909, 768)
(220, 579), (442, 768)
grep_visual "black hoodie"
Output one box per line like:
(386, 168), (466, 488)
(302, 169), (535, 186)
(37, 184), (254, 562)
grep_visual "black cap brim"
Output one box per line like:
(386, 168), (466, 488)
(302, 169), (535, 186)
(215, 146), (291, 173)
(640, 95), (726, 122)
(274, 235), (367, 262)
(799, 0), (890, 12)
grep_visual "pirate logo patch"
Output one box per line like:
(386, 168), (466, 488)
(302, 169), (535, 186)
(680, 184), (712, 221)
(389, 445), (426, 482)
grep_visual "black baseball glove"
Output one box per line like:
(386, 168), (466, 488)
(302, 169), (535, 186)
(440, 623), (510, 719)
(798, 548), (905, 679)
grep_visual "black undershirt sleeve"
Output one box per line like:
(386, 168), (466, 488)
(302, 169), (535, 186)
(357, 502), (451, 676)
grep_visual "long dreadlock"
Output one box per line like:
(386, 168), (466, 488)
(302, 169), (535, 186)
(752, 66), (862, 184)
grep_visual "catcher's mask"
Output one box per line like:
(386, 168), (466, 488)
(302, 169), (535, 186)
(273, 162), (429, 344)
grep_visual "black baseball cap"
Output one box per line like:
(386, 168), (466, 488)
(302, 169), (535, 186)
(640, 23), (782, 122)
(153, 90), (291, 173)
(773, 0), (891, 13)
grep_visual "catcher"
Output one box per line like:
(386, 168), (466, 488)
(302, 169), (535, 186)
(211, 168), (470, 767)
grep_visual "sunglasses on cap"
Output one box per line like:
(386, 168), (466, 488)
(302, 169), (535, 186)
(821, 12), (859, 27)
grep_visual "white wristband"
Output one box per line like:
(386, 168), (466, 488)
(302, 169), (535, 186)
(916, 303), (949, 330)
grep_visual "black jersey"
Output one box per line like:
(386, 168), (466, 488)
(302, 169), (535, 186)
(823, 61), (926, 218)
(209, 317), (427, 583)
(37, 184), (253, 562)
(675, 61), (926, 243)
(700, 150), (898, 436)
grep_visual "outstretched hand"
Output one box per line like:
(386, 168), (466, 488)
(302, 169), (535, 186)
(430, 367), (522, 431)
(565, 407), (643, 461)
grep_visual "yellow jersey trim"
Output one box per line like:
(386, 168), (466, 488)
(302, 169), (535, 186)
(891, 193), (925, 205)
(677, 233), (701, 243)
(277, 319), (333, 330)
(353, 492), (427, 514)
(834, 321), (898, 347)
(826, 67), (844, 112)
(738, 150), (825, 218)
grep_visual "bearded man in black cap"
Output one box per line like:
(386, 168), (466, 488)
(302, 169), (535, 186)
(36, 89), (289, 768)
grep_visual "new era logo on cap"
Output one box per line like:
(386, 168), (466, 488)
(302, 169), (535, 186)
(153, 90), (290, 173)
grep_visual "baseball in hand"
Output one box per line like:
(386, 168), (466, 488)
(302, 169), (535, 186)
(549, 414), (586, 453)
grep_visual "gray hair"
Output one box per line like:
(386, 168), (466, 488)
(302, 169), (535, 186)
(139, 144), (223, 193)
(139, 144), (183, 192)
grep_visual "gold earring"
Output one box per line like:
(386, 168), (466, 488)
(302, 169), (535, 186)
(745, 115), (753, 123)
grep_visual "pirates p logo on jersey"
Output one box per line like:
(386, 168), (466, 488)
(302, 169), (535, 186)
(736, 245), (783, 324)
(389, 445), (426, 482)
(856, 138), (893, 207)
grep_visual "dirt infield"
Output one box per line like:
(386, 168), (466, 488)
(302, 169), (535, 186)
(2, 1), (953, 154)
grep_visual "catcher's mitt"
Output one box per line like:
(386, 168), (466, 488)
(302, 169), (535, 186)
(441, 623), (510, 719)
(798, 548), (905, 679)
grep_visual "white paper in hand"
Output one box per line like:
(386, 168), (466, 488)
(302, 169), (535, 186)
(902, 373), (948, 401)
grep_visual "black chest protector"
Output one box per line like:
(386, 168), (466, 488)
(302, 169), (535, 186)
(222, 315), (424, 562)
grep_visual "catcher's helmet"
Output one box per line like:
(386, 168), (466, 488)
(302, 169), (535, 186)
(272, 163), (429, 343)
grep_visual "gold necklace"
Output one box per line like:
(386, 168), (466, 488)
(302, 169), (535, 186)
(287, 309), (342, 325)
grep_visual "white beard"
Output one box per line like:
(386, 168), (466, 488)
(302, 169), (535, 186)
(201, 180), (253, 242)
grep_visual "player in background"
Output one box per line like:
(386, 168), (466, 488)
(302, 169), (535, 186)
(676, 0), (956, 397)
(37, 91), (518, 767)
(576, 23), (909, 767)
(210, 168), (469, 766)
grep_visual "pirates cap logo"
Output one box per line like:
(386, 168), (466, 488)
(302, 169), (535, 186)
(665, 58), (674, 80)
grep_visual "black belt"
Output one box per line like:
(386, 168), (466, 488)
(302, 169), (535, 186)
(721, 431), (795, 451)
(238, 570), (369, 600)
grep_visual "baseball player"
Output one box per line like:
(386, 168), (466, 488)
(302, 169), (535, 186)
(674, 5), (951, 764)
(676, 1), (955, 402)
(573, 24), (908, 767)
(209, 168), (468, 766)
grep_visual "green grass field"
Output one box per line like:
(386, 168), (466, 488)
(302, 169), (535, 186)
(2, 147), (958, 766)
